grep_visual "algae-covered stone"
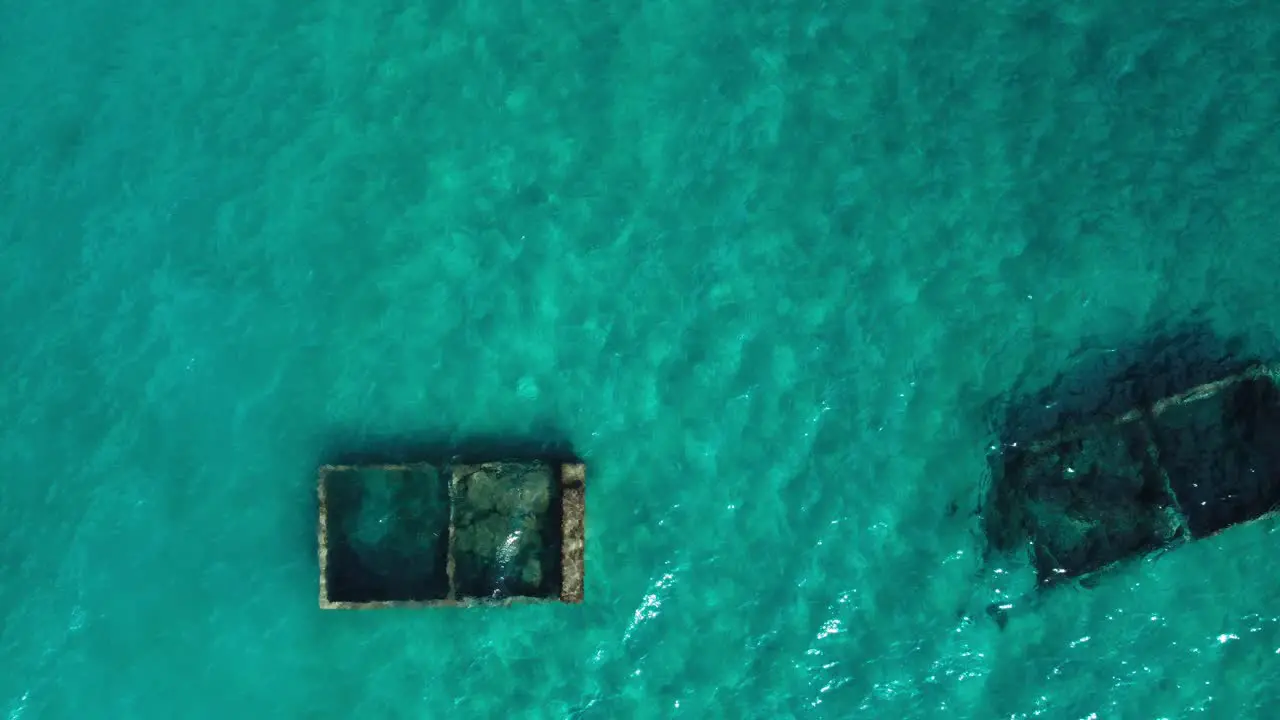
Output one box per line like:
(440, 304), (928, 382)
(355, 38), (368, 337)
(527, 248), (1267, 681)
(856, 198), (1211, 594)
(984, 359), (1280, 596)
(452, 461), (561, 600)
(1000, 420), (1185, 585)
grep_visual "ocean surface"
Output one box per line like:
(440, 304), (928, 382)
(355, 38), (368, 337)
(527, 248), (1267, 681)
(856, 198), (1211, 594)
(3, 0), (1280, 717)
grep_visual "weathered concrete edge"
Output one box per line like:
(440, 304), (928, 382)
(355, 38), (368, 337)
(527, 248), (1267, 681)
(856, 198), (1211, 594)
(317, 465), (332, 608)
(559, 462), (587, 604)
(319, 596), (565, 610)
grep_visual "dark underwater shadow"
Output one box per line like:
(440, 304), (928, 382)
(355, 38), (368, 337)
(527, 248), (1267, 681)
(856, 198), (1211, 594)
(315, 426), (581, 467)
(978, 315), (1270, 557)
(986, 316), (1259, 450)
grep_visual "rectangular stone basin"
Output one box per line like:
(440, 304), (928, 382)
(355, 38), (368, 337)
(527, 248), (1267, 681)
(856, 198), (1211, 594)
(318, 460), (585, 608)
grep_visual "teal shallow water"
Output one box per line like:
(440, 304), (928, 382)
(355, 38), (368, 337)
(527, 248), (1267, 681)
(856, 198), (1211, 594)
(3, 1), (1280, 717)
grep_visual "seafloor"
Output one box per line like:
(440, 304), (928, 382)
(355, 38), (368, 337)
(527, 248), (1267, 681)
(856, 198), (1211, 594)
(2, 1), (1280, 717)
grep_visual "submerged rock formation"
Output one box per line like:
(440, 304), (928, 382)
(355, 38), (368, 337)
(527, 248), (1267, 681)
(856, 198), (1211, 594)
(983, 328), (1280, 590)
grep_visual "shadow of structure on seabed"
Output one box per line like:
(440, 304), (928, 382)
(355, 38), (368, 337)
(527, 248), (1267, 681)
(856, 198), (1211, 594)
(978, 319), (1280, 627)
(317, 426), (581, 468)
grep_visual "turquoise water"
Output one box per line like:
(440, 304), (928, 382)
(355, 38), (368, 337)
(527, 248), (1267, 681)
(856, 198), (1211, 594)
(3, 1), (1280, 717)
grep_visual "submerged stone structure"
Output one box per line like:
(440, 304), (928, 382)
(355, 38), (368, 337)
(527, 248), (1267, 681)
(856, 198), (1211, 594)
(317, 459), (585, 608)
(984, 359), (1280, 589)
